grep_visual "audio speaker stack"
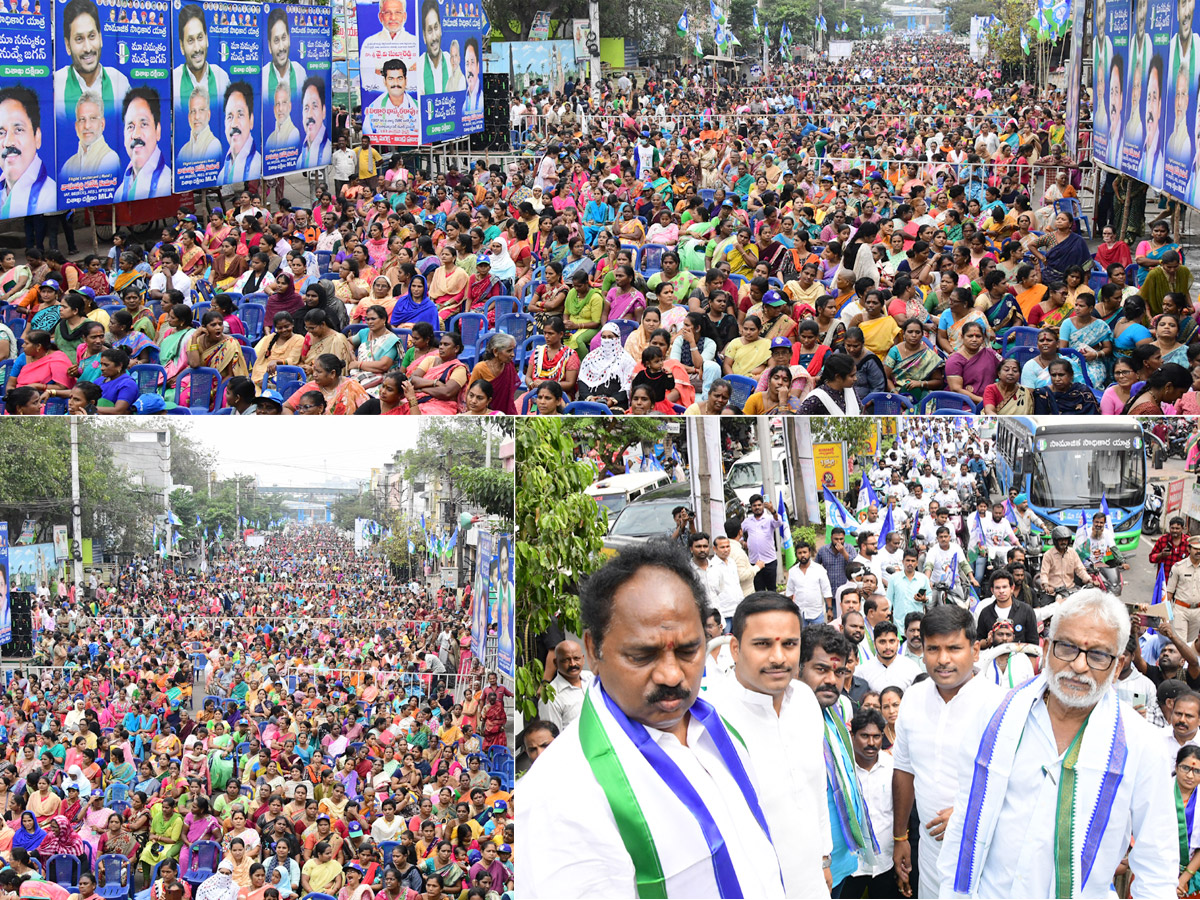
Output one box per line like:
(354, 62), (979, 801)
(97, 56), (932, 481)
(2, 591), (33, 658)
(471, 72), (511, 152)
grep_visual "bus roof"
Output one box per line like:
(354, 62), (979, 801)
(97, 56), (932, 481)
(1004, 416), (1145, 435)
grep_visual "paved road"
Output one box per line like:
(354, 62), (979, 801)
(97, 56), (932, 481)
(1124, 453), (1190, 602)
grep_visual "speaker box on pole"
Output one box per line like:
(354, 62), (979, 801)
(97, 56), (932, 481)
(471, 73), (511, 152)
(2, 591), (33, 658)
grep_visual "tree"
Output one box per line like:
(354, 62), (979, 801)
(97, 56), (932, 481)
(396, 419), (513, 524)
(946, 0), (1001, 34)
(567, 417), (668, 478)
(486, 0), (586, 41)
(810, 418), (884, 459)
(515, 419), (608, 720)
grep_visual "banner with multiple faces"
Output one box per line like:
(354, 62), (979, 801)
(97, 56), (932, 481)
(1093, 0), (1200, 209)
(261, 3), (332, 177)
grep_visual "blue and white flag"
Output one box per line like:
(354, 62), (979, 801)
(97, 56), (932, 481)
(823, 487), (858, 534)
(877, 505), (895, 544)
(677, 8), (689, 35)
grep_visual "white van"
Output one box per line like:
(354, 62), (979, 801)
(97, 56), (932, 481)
(727, 447), (792, 507)
(585, 471), (673, 518)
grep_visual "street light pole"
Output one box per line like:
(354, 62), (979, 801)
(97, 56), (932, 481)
(69, 419), (83, 596)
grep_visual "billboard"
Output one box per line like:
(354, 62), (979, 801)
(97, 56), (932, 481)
(356, 0), (418, 145)
(52, 524), (67, 560)
(53, 0), (172, 209)
(1118, 0), (1170, 183)
(0, 523), (8, 646)
(470, 530), (491, 663)
(8, 542), (54, 592)
(812, 442), (849, 492)
(414, 0), (483, 141)
(496, 533), (513, 678)
(1163, 0), (1198, 206)
(171, 0), (261, 192)
(492, 38), (580, 93)
(1092, 0), (1129, 171)
(1065, 0), (1086, 155)
(0, 6), (56, 217)
(260, 3), (332, 178)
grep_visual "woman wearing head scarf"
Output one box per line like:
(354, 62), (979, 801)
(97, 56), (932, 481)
(487, 239), (516, 284)
(265, 273), (305, 320)
(195, 859), (240, 900)
(12, 812), (46, 856)
(64, 700), (87, 733)
(37, 814), (87, 864)
(304, 281), (349, 334)
(576, 321), (637, 410)
(387, 274), (438, 330)
(62, 764), (92, 796)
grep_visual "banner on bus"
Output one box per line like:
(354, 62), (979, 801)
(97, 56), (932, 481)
(261, 3), (332, 178)
(0, 7), (56, 218)
(54, 0), (172, 209)
(172, 0), (260, 192)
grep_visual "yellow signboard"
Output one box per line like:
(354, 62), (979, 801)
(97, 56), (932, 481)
(880, 417), (897, 437)
(812, 442), (848, 492)
(864, 421), (880, 456)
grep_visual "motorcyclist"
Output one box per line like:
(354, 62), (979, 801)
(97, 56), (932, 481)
(917, 463), (940, 496)
(1040, 525), (1091, 600)
(1010, 491), (1049, 541)
(923, 524), (976, 606)
(1074, 511), (1129, 595)
(933, 478), (959, 516)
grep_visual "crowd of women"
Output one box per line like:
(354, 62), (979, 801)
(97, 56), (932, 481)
(1, 526), (513, 900)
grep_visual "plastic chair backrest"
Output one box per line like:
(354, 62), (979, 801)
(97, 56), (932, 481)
(240, 345), (256, 369)
(241, 303), (267, 341)
(564, 401), (612, 415)
(639, 244), (668, 274)
(496, 313), (533, 339)
(272, 365), (306, 401)
(129, 364), (167, 397)
(47, 854), (80, 890)
(487, 296), (519, 320)
(519, 391), (536, 414)
(1000, 326), (1041, 355)
(918, 391), (978, 414)
(175, 367), (220, 411)
(861, 391), (913, 413)
(192, 302), (211, 321)
(611, 318), (639, 344)
(449, 312), (487, 349)
(724, 374), (757, 410)
(1005, 346), (1040, 371)
(43, 396), (69, 415)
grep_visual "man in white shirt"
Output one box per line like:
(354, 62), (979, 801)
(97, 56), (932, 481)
(690, 532), (738, 624)
(858, 621), (921, 693)
(1165, 690), (1200, 762)
(710, 534), (746, 628)
(722, 522), (756, 599)
(842, 708), (895, 897)
(148, 252), (192, 303)
(783, 541), (832, 628)
(706, 592), (833, 898)
(332, 136), (356, 194)
(876, 530), (905, 591)
(892, 605), (1001, 898)
(537, 640), (593, 733)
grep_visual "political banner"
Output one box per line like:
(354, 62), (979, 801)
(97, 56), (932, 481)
(490, 39), (579, 93)
(356, 0), (418, 145)
(570, 17), (587, 59)
(172, 0), (260, 192)
(1065, 0), (1086, 155)
(1163, 0), (1198, 206)
(496, 533), (513, 678)
(56, 0), (172, 209)
(812, 442), (849, 492)
(415, 0), (483, 141)
(8, 542), (52, 592)
(0, 523), (9, 646)
(332, 0), (356, 58)
(1092, 0), (1129, 170)
(470, 530), (491, 663)
(261, 3), (331, 178)
(0, 5), (56, 218)
(52, 524), (67, 560)
(528, 9), (549, 40)
(1119, 0), (1171, 184)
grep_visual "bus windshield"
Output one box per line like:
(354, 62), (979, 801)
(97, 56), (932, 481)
(1029, 443), (1144, 509)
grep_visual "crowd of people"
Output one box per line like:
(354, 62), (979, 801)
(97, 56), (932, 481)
(0, 526), (514, 900)
(0, 35), (1191, 416)
(519, 415), (1200, 899)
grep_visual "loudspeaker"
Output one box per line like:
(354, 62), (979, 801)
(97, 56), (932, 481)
(471, 73), (511, 152)
(2, 591), (33, 658)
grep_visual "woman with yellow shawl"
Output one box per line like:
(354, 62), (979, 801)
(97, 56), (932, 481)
(429, 246), (468, 323)
(250, 312), (305, 389)
(177, 231), (208, 279)
(111, 252), (148, 296)
(848, 290), (901, 357)
(186, 311), (250, 382)
(722, 315), (773, 378)
(614, 203), (646, 247)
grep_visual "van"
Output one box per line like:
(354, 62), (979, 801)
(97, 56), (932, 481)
(584, 471), (673, 518)
(727, 447), (792, 507)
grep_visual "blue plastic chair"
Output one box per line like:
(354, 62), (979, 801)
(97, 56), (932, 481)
(1000, 326), (1041, 356)
(0, 358), (14, 398)
(918, 391), (978, 414)
(193, 280), (215, 304)
(448, 312), (488, 364)
(519, 391), (536, 414)
(390, 328), (411, 349)
(610, 318), (639, 344)
(93, 293), (120, 307)
(639, 243), (669, 276)
(1087, 267), (1109, 295)
(129, 364), (168, 397)
(9, 317), (25, 344)
(240, 345), (256, 370)
(43, 396), (68, 415)
(377, 842), (402, 866)
(861, 391), (914, 414)
(241, 292), (269, 305)
(47, 854), (81, 893)
(165, 407), (193, 415)
(497, 313), (534, 339)
(724, 374), (757, 411)
(1126, 263), (1140, 287)
(183, 840), (222, 891)
(240, 303), (267, 341)
(270, 365), (306, 401)
(485, 296), (519, 322)
(315, 250), (332, 269)
(344, 323), (369, 339)
(96, 853), (132, 900)
(1057, 346), (1094, 387)
(564, 400), (612, 415)
(191, 301), (211, 321)
(175, 367), (220, 412)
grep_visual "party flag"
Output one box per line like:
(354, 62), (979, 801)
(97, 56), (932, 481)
(677, 8), (688, 36)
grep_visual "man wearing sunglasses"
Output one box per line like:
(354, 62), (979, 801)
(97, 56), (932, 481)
(938, 589), (1176, 899)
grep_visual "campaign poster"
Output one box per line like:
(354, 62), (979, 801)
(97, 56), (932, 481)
(1164, 0), (1199, 206)
(54, 0), (171, 209)
(495, 533), (513, 678)
(492, 39), (580, 93)
(415, 0), (483, 141)
(1119, 0), (1156, 178)
(0, 523), (9, 646)
(1093, 0), (1130, 171)
(0, 4), (56, 218)
(1120, 0), (1173, 187)
(261, 3), (331, 177)
(1065, 0), (1086, 156)
(356, 0), (418, 145)
(470, 530), (491, 663)
(171, 0), (260, 192)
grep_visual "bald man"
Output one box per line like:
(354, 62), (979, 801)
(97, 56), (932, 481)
(537, 639), (592, 732)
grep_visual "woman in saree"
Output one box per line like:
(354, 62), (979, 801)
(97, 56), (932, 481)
(96, 811), (138, 861)
(562, 268), (606, 359)
(1112, 294), (1155, 362)
(942, 320), (1001, 406)
(1030, 211), (1092, 283)
(1101, 357), (1140, 414)
(186, 311), (250, 382)
(465, 256), (502, 320)
(849, 290), (901, 357)
(408, 333), (468, 414)
(53, 292), (93, 362)
(982, 356), (1037, 414)
(1174, 744), (1200, 898)
(644, 209), (679, 247)
(1021, 327), (1080, 388)
(282, 354), (368, 416)
(1122, 362), (1192, 414)
(350, 276), (396, 324)
(203, 209), (232, 255)
(487, 239), (517, 288)
(177, 231), (207, 279)
(884, 317), (944, 405)
(1134, 218), (1181, 285)
(1157, 291), (1199, 345)
(1030, 358), (1101, 414)
(139, 800), (185, 883)
(603, 263), (645, 324)
(935, 287), (990, 356)
(429, 247), (468, 323)
(37, 815), (86, 865)
(112, 252), (148, 296)
(157, 304), (196, 386)
(1151, 312), (1190, 368)
(234, 252), (276, 297)
(527, 261), (568, 332)
(91, 348), (138, 415)
(527, 317), (579, 397)
(0, 250), (30, 303)
(347, 306), (401, 386)
(250, 312), (304, 389)
(1059, 291), (1114, 386)
(211, 238), (246, 292)
(178, 797), (223, 871)
(614, 204), (646, 247)
(13, 331), (71, 395)
(467, 333), (518, 416)
(1026, 280), (1073, 328)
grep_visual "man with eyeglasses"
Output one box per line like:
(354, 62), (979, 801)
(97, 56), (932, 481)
(938, 589), (1176, 898)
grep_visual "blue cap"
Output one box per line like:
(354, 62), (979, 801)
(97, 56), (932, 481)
(762, 290), (786, 307)
(134, 395), (166, 414)
(475, 254), (491, 265)
(770, 336), (792, 349)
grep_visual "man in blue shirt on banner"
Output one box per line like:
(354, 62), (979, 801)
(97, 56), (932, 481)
(263, 8), (306, 108)
(299, 77), (331, 169)
(0, 86), (56, 217)
(219, 81), (260, 183)
(54, 0), (130, 118)
(115, 87), (170, 201)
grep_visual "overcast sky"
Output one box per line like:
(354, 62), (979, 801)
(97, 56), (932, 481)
(173, 419), (424, 487)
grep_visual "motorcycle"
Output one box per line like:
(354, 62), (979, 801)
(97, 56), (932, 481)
(1144, 483), (1164, 536)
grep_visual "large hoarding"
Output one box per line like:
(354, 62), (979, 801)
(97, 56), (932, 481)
(260, 2), (332, 177)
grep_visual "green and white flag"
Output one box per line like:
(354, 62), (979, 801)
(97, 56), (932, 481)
(677, 8), (689, 36)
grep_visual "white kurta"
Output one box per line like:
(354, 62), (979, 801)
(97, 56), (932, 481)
(853, 753), (895, 878)
(892, 674), (1003, 899)
(705, 676), (832, 899)
(937, 689), (1178, 898)
(517, 686), (786, 900)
